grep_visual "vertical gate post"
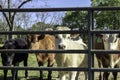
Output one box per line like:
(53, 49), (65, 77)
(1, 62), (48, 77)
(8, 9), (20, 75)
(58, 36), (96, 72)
(88, 10), (94, 80)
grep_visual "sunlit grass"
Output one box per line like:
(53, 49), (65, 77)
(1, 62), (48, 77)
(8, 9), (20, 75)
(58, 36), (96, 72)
(0, 54), (58, 80)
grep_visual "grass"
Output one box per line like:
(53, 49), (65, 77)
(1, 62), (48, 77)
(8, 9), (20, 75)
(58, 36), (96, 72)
(0, 53), (94, 80)
(1, 44), (120, 80)
(0, 54), (58, 80)
(0, 43), (58, 80)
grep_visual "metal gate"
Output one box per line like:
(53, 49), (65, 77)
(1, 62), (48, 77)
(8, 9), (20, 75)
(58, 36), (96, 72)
(0, 7), (120, 80)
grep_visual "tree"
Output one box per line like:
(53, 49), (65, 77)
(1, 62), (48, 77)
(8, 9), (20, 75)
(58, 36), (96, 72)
(62, 11), (89, 41)
(91, 0), (120, 30)
(62, 11), (88, 30)
(14, 12), (33, 30)
(29, 22), (53, 31)
(0, 19), (8, 43)
(0, 0), (32, 39)
(34, 12), (63, 30)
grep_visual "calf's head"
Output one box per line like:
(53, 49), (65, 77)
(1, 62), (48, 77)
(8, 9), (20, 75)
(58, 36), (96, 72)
(55, 26), (71, 49)
(55, 26), (82, 49)
(2, 40), (16, 66)
(57, 34), (71, 49)
(27, 34), (45, 50)
(102, 34), (120, 50)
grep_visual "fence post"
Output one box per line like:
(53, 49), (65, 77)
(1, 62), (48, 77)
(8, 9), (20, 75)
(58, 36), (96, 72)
(88, 10), (94, 80)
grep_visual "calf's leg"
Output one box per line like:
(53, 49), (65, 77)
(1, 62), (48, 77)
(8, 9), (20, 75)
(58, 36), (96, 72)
(23, 55), (28, 78)
(112, 64), (119, 80)
(47, 59), (54, 80)
(84, 72), (88, 80)
(2, 56), (8, 80)
(38, 62), (43, 80)
(47, 54), (55, 80)
(12, 62), (19, 80)
(3, 70), (8, 80)
(59, 73), (66, 80)
(103, 72), (110, 80)
(69, 71), (77, 80)
(75, 72), (79, 80)
(96, 57), (104, 80)
(99, 72), (104, 80)
(47, 58), (52, 80)
(112, 72), (117, 80)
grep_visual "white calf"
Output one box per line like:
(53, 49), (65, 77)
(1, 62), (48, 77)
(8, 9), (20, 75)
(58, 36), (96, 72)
(55, 26), (88, 80)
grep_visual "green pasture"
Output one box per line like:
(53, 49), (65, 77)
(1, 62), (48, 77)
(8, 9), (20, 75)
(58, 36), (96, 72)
(1, 55), (120, 80)
(0, 43), (58, 80)
(0, 53), (58, 80)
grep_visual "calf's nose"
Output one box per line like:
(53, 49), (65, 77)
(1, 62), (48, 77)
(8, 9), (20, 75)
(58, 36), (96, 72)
(6, 61), (12, 66)
(58, 44), (66, 49)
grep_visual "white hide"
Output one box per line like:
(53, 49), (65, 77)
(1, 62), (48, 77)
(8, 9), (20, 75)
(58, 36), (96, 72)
(110, 38), (119, 50)
(102, 34), (119, 50)
(73, 36), (87, 49)
(55, 26), (88, 80)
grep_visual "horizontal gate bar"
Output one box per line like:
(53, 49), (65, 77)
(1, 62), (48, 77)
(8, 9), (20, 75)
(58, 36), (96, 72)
(91, 50), (120, 54)
(92, 68), (120, 72)
(0, 7), (120, 12)
(91, 30), (120, 34)
(0, 30), (120, 35)
(0, 30), (87, 35)
(0, 66), (120, 72)
(0, 49), (88, 53)
(0, 49), (120, 54)
(0, 66), (88, 71)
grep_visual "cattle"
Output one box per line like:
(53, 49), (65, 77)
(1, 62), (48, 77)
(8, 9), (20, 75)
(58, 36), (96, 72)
(94, 34), (120, 80)
(55, 26), (88, 80)
(27, 34), (56, 80)
(0, 38), (29, 80)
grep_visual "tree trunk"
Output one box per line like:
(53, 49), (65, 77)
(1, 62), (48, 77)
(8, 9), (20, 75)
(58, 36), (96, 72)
(0, 0), (32, 40)
(8, 26), (13, 39)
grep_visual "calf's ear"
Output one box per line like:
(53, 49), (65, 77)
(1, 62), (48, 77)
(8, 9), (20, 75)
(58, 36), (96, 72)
(38, 34), (45, 40)
(95, 33), (103, 38)
(26, 34), (31, 42)
(55, 34), (59, 39)
(70, 34), (80, 39)
(117, 34), (120, 38)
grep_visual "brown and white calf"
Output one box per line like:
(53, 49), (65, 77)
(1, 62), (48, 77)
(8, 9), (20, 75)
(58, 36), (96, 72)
(94, 34), (120, 80)
(27, 34), (56, 80)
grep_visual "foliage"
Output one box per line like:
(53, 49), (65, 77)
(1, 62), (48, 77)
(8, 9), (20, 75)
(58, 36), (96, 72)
(62, 11), (88, 30)
(0, 20), (8, 43)
(15, 25), (25, 31)
(91, 0), (120, 30)
(0, 20), (26, 43)
(28, 22), (54, 31)
(62, 0), (120, 30)
(91, 0), (120, 6)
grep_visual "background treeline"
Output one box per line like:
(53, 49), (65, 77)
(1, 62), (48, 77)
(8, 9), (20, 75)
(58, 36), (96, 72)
(0, 0), (120, 43)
